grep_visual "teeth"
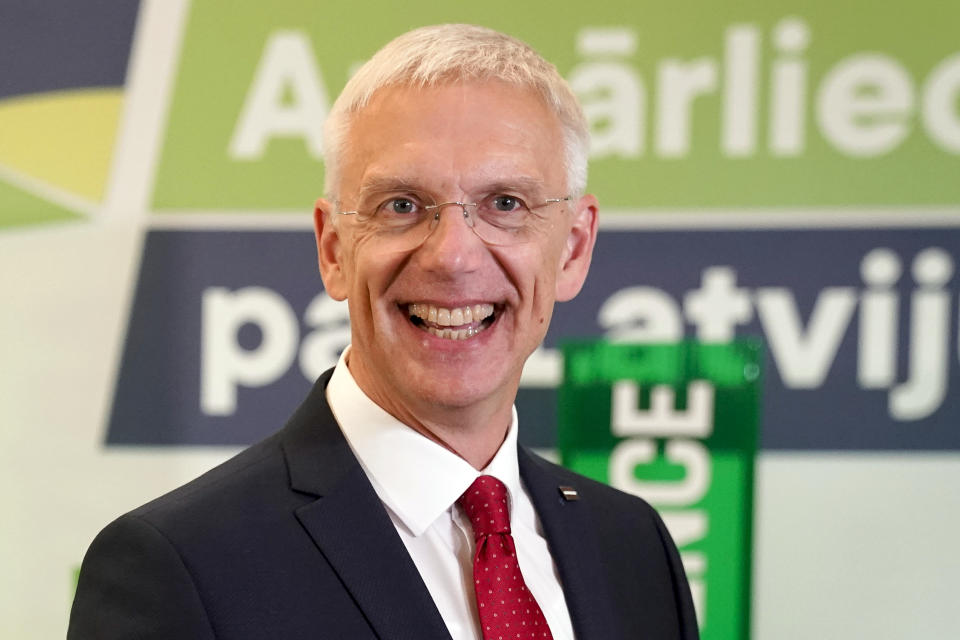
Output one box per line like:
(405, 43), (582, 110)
(408, 303), (494, 327)
(407, 303), (496, 340)
(425, 326), (482, 340)
(474, 304), (491, 321)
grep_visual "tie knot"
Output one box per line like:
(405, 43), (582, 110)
(458, 475), (510, 537)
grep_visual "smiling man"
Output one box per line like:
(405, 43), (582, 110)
(316, 76), (594, 470)
(70, 25), (698, 640)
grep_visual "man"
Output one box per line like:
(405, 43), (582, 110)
(70, 24), (698, 639)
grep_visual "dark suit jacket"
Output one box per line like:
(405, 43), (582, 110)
(69, 370), (698, 639)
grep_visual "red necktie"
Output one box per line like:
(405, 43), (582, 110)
(458, 475), (554, 640)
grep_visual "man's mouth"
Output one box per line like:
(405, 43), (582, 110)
(407, 303), (497, 340)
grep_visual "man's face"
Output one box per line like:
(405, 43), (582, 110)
(315, 81), (597, 421)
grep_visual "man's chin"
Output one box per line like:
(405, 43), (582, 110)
(393, 360), (517, 413)
(407, 373), (498, 408)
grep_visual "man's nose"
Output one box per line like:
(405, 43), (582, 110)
(414, 203), (486, 273)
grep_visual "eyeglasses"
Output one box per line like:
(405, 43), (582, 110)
(336, 193), (572, 248)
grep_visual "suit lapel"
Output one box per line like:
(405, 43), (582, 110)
(280, 374), (452, 640)
(519, 448), (622, 640)
(293, 469), (452, 640)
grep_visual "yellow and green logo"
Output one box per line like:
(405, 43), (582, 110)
(0, 87), (123, 228)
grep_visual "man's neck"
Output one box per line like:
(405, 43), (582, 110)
(346, 355), (518, 470)
(400, 404), (513, 470)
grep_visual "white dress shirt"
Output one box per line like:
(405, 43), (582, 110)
(326, 349), (575, 640)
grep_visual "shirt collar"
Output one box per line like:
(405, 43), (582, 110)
(326, 347), (522, 537)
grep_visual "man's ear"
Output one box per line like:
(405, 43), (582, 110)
(555, 194), (599, 302)
(314, 198), (349, 301)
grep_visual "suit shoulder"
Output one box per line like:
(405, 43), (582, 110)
(69, 510), (218, 639)
(127, 429), (293, 530)
(96, 374), (338, 546)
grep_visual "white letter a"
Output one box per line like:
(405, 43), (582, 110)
(229, 31), (329, 159)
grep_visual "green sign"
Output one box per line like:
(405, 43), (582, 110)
(558, 340), (762, 640)
(5, 0), (960, 230)
(150, 0), (960, 212)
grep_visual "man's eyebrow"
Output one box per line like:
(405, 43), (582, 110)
(356, 177), (424, 200)
(354, 175), (549, 201)
(481, 177), (547, 195)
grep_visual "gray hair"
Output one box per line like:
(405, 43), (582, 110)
(322, 24), (588, 199)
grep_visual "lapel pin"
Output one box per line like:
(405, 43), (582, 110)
(558, 486), (579, 501)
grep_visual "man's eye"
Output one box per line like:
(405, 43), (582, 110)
(383, 198), (418, 215)
(491, 195), (523, 212)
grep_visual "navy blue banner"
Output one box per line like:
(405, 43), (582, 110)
(0, 0), (140, 99)
(107, 227), (960, 450)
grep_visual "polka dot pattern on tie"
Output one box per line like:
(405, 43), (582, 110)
(458, 475), (553, 640)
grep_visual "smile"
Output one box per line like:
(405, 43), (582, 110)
(407, 303), (497, 340)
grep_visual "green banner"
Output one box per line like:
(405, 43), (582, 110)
(151, 0), (960, 212)
(558, 340), (762, 639)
